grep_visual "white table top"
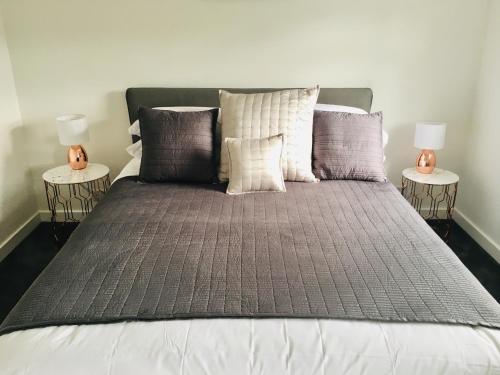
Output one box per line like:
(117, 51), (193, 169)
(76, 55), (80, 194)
(402, 167), (459, 185)
(43, 163), (109, 184)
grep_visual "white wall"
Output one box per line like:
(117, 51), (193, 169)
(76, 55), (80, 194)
(0, 0), (489, 210)
(0, 9), (38, 256)
(455, 0), (500, 262)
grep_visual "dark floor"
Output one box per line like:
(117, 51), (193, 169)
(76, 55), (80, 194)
(0, 222), (77, 322)
(0, 221), (499, 323)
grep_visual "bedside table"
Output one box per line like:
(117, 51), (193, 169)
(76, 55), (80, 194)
(401, 167), (459, 239)
(43, 163), (110, 224)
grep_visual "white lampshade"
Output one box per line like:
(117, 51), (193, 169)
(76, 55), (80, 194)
(414, 122), (446, 150)
(56, 114), (89, 146)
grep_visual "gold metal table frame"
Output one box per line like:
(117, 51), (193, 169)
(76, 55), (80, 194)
(401, 175), (458, 240)
(44, 175), (110, 224)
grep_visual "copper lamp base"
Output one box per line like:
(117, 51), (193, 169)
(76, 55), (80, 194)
(416, 149), (436, 174)
(68, 145), (88, 170)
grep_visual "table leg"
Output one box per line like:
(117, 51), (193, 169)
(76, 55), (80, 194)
(401, 178), (458, 242)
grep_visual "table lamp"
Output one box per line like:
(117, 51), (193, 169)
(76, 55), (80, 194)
(56, 114), (89, 170)
(414, 122), (446, 174)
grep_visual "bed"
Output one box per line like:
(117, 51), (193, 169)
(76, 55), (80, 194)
(0, 88), (499, 375)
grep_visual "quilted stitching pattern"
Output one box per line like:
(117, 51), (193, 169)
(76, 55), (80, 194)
(226, 135), (286, 194)
(219, 88), (319, 182)
(1, 179), (499, 335)
(139, 108), (218, 182)
(313, 111), (386, 182)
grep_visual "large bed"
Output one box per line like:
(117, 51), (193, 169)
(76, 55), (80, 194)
(0, 88), (499, 375)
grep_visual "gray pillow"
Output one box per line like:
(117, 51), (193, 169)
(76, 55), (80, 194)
(312, 111), (386, 182)
(138, 107), (218, 183)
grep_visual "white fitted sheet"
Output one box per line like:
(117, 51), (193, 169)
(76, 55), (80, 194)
(1, 160), (498, 375)
(1, 319), (499, 374)
(112, 157), (141, 183)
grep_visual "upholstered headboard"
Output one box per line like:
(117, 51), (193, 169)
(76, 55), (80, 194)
(125, 87), (373, 142)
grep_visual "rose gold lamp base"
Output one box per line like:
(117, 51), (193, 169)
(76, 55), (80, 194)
(416, 149), (436, 174)
(68, 145), (88, 170)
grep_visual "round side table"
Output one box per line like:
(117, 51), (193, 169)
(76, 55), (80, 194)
(401, 167), (459, 239)
(43, 163), (110, 224)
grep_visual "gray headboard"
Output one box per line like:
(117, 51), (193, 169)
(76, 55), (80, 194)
(125, 87), (373, 142)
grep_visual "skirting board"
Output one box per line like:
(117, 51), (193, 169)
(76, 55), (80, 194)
(0, 212), (41, 263)
(454, 208), (500, 264)
(39, 210), (84, 222)
(0, 210), (81, 261)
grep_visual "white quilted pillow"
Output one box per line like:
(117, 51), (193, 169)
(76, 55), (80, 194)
(226, 135), (286, 195)
(219, 88), (319, 182)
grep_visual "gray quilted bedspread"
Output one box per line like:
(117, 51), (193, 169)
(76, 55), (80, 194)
(1, 178), (499, 335)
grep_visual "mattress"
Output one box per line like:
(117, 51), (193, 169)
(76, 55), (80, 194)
(1, 159), (499, 374)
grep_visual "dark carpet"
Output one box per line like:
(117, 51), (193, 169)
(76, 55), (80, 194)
(0, 221), (498, 323)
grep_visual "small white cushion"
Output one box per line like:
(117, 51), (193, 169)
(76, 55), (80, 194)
(219, 88), (319, 182)
(226, 135), (286, 195)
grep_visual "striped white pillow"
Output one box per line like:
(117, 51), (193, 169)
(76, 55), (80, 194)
(219, 88), (319, 182)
